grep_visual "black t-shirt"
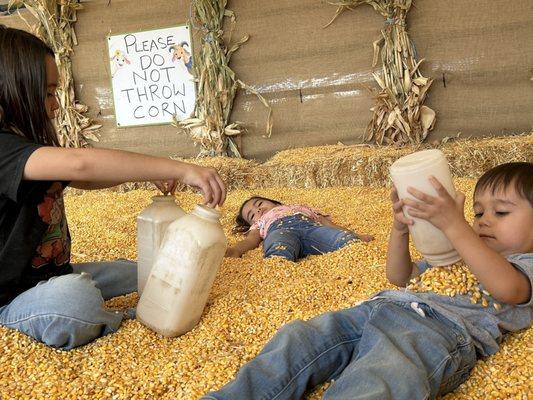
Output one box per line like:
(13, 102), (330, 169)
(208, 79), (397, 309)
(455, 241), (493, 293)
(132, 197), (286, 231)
(0, 131), (72, 306)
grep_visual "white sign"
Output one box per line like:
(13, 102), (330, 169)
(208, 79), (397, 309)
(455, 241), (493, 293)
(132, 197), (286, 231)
(107, 25), (196, 127)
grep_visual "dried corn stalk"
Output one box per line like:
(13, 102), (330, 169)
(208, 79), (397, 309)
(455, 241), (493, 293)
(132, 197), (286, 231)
(173, 0), (273, 158)
(8, 0), (101, 148)
(325, 0), (435, 145)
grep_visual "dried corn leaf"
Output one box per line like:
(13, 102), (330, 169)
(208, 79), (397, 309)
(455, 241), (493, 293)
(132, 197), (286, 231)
(174, 0), (272, 158)
(326, 0), (435, 146)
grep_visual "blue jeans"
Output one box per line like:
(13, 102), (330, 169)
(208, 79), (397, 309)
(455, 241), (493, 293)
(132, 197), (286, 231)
(203, 299), (477, 400)
(263, 215), (359, 261)
(0, 260), (136, 350)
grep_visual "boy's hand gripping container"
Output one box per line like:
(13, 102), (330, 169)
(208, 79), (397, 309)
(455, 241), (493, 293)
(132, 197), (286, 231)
(136, 204), (228, 337)
(136, 195), (186, 295)
(389, 149), (461, 266)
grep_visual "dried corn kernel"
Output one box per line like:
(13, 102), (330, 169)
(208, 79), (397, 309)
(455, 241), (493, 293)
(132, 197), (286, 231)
(0, 181), (529, 399)
(406, 261), (495, 307)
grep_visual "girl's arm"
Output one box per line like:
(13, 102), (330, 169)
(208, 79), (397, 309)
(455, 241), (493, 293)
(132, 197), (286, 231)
(317, 215), (343, 229)
(317, 215), (374, 242)
(24, 147), (226, 206)
(386, 187), (419, 286)
(68, 181), (126, 190)
(71, 179), (178, 195)
(405, 177), (530, 304)
(225, 229), (262, 258)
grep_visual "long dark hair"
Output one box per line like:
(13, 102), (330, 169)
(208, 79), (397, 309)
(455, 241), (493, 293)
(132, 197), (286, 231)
(0, 25), (58, 145)
(233, 196), (282, 234)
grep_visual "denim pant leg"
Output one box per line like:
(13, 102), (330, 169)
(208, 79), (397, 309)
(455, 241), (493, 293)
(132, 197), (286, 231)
(263, 228), (302, 262)
(323, 302), (477, 400)
(202, 302), (375, 400)
(302, 225), (359, 256)
(72, 259), (137, 299)
(0, 272), (124, 350)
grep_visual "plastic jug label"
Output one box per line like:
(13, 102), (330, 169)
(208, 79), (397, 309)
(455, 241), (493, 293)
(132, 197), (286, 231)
(150, 231), (200, 288)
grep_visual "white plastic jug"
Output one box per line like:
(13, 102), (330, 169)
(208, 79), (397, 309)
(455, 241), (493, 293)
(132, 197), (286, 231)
(136, 195), (186, 295)
(389, 149), (461, 266)
(136, 204), (228, 337)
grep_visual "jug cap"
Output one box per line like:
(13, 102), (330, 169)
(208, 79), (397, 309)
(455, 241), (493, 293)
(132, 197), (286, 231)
(151, 195), (176, 202)
(193, 204), (221, 221)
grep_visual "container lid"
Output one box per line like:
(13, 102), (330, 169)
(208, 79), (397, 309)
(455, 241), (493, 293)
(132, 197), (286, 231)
(192, 204), (221, 221)
(390, 149), (445, 173)
(151, 195), (176, 202)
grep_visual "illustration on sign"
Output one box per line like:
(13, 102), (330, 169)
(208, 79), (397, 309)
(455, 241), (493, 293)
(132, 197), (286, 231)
(107, 25), (196, 128)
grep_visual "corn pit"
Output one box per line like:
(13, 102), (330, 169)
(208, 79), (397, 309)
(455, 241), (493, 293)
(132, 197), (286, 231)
(0, 178), (531, 399)
(406, 261), (500, 309)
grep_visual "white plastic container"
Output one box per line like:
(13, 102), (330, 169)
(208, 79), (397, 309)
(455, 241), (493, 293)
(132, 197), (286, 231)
(136, 204), (227, 337)
(136, 196), (186, 295)
(389, 149), (461, 266)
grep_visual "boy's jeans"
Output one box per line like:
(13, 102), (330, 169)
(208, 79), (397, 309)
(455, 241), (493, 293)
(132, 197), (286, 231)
(263, 215), (359, 261)
(203, 299), (477, 400)
(0, 260), (136, 350)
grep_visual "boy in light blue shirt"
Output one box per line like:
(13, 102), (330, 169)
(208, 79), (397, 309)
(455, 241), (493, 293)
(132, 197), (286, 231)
(204, 162), (532, 400)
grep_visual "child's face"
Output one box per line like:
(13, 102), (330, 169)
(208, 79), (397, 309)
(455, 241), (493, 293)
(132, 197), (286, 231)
(45, 55), (60, 119)
(241, 198), (278, 225)
(473, 186), (533, 255)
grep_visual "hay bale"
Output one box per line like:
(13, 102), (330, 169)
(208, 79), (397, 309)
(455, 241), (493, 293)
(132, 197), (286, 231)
(258, 144), (414, 188)
(256, 133), (533, 189)
(443, 135), (533, 178)
(169, 156), (259, 192)
(67, 133), (532, 195)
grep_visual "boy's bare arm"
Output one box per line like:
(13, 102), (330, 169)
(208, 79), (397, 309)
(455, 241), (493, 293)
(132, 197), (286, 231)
(226, 229), (262, 258)
(405, 177), (531, 304)
(386, 227), (419, 286)
(444, 223), (531, 304)
(386, 187), (419, 286)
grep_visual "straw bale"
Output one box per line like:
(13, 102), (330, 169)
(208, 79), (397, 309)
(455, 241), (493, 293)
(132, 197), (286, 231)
(442, 135), (533, 179)
(256, 133), (533, 189)
(67, 133), (532, 196)
(258, 144), (414, 188)
(169, 156), (260, 192)
(0, 180), (531, 399)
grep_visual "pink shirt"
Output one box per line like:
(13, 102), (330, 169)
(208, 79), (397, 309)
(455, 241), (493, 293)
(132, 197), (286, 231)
(249, 204), (327, 239)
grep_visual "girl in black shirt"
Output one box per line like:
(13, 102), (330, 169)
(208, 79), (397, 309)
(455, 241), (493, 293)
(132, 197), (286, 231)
(0, 26), (226, 349)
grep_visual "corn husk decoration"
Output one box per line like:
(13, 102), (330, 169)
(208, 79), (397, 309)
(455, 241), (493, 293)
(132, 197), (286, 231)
(173, 0), (273, 158)
(8, 0), (101, 148)
(325, 0), (435, 145)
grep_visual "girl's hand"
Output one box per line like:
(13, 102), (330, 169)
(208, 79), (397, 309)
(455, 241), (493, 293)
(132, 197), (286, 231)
(225, 247), (242, 258)
(390, 186), (413, 233)
(178, 164), (226, 207)
(358, 234), (375, 242)
(403, 176), (466, 232)
(152, 180), (178, 195)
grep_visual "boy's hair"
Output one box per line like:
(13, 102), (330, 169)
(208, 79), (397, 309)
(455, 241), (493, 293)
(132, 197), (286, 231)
(233, 196), (282, 234)
(0, 25), (58, 145)
(475, 162), (533, 206)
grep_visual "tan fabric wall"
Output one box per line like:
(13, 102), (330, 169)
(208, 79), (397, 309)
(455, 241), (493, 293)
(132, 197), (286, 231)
(2, 0), (532, 161)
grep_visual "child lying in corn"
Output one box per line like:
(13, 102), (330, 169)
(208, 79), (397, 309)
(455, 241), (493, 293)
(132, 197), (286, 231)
(225, 196), (374, 261)
(203, 162), (533, 400)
